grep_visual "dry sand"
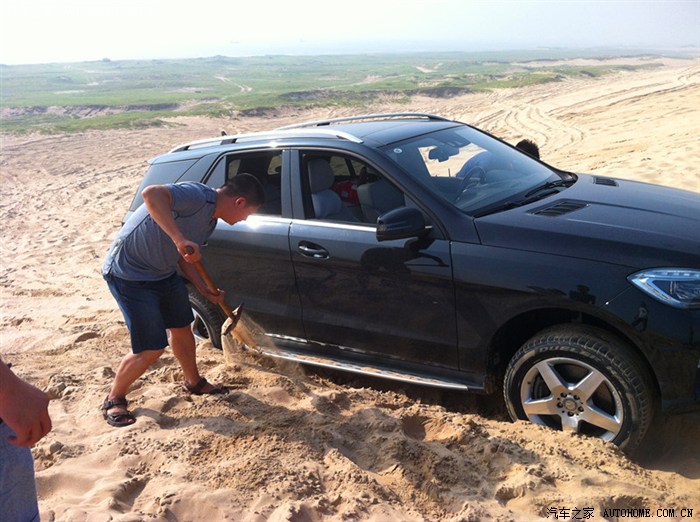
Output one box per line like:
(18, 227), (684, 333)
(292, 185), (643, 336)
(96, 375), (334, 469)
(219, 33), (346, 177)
(1, 57), (699, 521)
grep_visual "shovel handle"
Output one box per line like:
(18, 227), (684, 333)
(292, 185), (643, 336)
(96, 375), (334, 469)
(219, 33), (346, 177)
(192, 260), (218, 293)
(185, 246), (237, 320)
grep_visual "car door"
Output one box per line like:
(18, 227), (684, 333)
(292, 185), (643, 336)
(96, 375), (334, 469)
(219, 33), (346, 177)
(202, 148), (305, 340)
(288, 150), (458, 370)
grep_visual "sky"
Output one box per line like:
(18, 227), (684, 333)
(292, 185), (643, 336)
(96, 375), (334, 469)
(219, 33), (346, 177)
(1, 0), (699, 65)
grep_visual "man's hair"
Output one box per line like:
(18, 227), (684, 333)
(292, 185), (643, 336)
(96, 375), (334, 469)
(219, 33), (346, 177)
(220, 173), (265, 207)
(516, 139), (540, 159)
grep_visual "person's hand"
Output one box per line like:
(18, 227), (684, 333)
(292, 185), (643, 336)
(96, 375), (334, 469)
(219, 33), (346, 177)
(202, 286), (226, 306)
(1, 374), (52, 447)
(178, 241), (201, 263)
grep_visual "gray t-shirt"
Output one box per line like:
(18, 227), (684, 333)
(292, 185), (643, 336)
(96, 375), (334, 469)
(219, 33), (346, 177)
(103, 182), (217, 281)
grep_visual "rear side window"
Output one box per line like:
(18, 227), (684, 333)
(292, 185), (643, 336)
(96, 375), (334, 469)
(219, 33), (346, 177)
(207, 150), (283, 215)
(129, 159), (197, 211)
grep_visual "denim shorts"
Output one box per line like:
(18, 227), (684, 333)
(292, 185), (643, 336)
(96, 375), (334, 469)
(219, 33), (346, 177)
(105, 272), (194, 353)
(0, 423), (40, 522)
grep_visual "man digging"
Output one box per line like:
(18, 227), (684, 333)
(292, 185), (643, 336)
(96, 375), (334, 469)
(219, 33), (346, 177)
(101, 175), (263, 427)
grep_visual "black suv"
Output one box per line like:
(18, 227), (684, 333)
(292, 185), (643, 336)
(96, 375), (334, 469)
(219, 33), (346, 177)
(125, 113), (700, 451)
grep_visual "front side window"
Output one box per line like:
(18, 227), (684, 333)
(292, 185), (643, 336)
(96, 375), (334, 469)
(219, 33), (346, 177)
(380, 126), (559, 216)
(301, 152), (406, 225)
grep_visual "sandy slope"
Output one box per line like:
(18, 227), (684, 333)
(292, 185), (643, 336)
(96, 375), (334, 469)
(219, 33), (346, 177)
(1, 57), (699, 521)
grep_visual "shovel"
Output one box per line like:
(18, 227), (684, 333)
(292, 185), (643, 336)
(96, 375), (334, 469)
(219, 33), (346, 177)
(184, 246), (261, 360)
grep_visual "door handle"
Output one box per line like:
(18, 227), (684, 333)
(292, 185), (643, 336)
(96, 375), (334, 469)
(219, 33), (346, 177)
(298, 242), (329, 259)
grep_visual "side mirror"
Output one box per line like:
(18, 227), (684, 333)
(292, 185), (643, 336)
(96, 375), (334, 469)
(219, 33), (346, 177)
(376, 207), (429, 242)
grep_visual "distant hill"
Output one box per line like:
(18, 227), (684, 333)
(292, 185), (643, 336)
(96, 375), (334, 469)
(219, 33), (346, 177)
(1, 48), (696, 134)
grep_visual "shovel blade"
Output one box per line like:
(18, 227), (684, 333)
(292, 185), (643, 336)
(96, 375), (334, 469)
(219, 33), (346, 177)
(222, 303), (243, 335)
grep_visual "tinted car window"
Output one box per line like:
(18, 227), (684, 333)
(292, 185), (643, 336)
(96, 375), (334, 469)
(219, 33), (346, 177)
(128, 159), (198, 211)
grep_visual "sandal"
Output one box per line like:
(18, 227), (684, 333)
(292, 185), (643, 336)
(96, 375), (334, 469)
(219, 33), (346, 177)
(183, 377), (228, 396)
(102, 396), (136, 427)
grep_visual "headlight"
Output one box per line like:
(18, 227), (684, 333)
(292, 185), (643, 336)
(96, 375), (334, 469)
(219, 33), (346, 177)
(628, 268), (700, 309)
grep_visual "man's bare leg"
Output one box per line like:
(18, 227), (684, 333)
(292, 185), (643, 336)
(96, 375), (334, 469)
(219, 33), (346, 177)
(109, 350), (164, 399)
(106, 349), (164, 419)
(169, 325), (220, 392)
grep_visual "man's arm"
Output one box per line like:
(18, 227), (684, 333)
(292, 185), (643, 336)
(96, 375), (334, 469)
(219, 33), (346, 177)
(142, 184), (201, 262)
(177, 258), (226, 306)
(0, 359), (52, 447)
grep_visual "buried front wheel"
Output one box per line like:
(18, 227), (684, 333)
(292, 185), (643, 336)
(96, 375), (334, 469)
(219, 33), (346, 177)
(187, 286), (224, 349)
(504, 325), (655, 452)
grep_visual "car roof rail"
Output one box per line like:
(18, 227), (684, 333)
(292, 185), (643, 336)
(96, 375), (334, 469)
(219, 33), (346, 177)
(168, 128), (364, 153)
(169, 136), (239, 152)
(273, 128), (364, 144)
(275, 112), (452, 130)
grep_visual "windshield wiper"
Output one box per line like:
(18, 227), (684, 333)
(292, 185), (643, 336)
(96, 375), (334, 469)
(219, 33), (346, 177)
(474, 178), (575, 218)
(524, 178), (575, 199)
(473, 200), (526, 218)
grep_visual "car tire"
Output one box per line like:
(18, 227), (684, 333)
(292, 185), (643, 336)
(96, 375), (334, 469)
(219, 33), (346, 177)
(187, 286), (224, 349)
(504, 325), (654, 452)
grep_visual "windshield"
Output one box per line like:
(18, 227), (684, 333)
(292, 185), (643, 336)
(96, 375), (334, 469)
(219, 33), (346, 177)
(379, 126), (560, 215)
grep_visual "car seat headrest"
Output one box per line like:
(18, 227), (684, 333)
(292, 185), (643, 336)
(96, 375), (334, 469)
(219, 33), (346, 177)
(308, 159), (335, 192)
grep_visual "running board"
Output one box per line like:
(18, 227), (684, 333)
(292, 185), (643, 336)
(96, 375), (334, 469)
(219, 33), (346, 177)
(250, 345), (472, 391)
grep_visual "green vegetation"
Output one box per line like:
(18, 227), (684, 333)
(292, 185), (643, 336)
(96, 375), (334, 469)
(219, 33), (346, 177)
(0, 49), (682, 134)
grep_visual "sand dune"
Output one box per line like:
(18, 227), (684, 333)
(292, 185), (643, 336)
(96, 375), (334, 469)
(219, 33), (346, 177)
(1, 57), (699, 521)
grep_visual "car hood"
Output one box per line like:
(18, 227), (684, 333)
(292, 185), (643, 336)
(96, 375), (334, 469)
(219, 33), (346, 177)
(474, 173), (700, 268)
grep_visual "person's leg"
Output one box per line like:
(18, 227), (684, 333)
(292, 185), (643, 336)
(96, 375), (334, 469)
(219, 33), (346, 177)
(169, 326), (226, 393)
(159, 275), (224, 393)
(104, 349), (164, 425)
(104, 275), (170, 424)
(108, 349), (164, 400)
(0, 422), (40, 522)
(169, 325), (202, 387)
